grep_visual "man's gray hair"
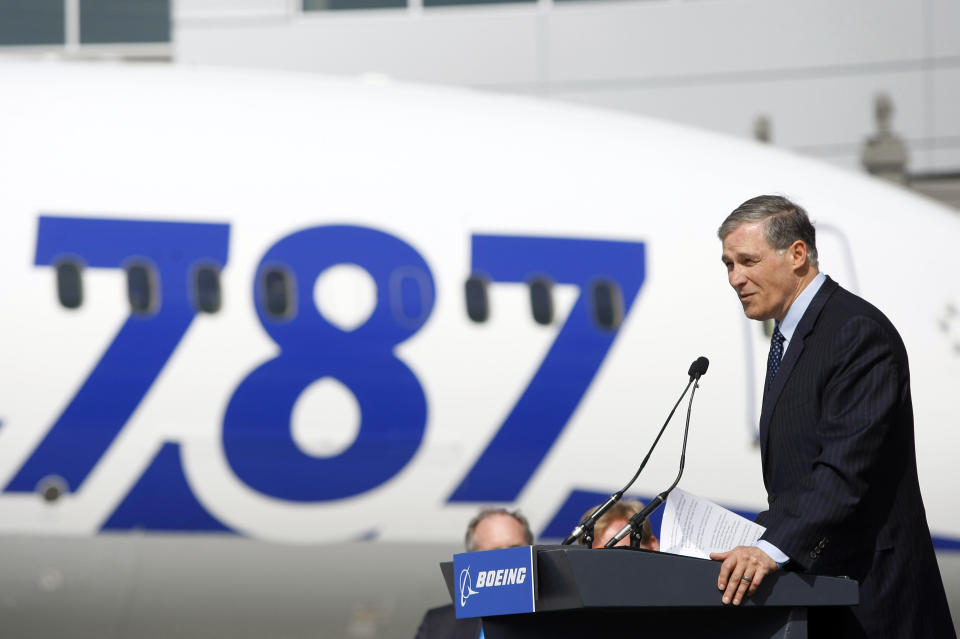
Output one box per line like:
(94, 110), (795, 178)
(464, 508), (535, 552)
(717, 195), (819, 267)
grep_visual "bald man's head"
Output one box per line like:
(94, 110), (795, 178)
(464, 509), (534, 552)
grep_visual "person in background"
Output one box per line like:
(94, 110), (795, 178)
(578, 500), (659, 550)
(414, 508), (534, 639)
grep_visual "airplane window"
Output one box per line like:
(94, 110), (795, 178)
(55, 260), (83, 309)
(263, 267), (296, 320)
(390, 267), (431, 327)
(193, 265), (222, 314)
(38, 475), (67, 502)
(126, 262), (158, 315)
(528, 278), (553, 325)
(464, 276), (489, 323)
(0, 0), (64, 46)
(591, 280), (623, 331)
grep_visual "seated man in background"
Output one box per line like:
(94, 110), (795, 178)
(580, 500), (659, 550)
(414, 508), (535, 639)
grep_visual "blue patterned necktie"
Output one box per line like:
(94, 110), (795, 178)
(765, 325), (785, 391)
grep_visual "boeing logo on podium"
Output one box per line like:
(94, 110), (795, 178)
(459, 567), (479, 606)
(453, 546), (536, 618)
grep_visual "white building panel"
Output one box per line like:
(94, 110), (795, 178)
(934, 67), (960, 139)
(552, 70), (930, 170)
(178, 9), (542, 85)
(932, 0), (960, 58)
(545, 0), (927, 84)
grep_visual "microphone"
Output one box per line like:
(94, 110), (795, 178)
(604, 356), (707, 548)
(562, 492), (620, 546)
(688, 356), (709, 380)
(560, 356), (709, 546)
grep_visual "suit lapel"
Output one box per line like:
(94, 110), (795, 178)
(759, 276), (838, 471)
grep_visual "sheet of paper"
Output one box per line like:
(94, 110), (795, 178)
(659, 488), (766, 559)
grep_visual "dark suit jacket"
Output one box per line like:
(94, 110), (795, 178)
(413, 604), (481, 639)
(756, 276), (954, 638)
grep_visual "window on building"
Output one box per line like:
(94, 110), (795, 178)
(464, 276), (489, 323)
(590, 280), (623, 330)
(262, 267), (296, 320)
(528, 278), (553, 325)
(193, 265), (222, 314)
(424, 0), (533, 7)
(0, 0), (64, 46)
(55, 260), (83, 309)
(0, 0), (170, 48)
(80, 0), (170, 44)
(304, 0), (405, 11)
(126, 262), (158, 315)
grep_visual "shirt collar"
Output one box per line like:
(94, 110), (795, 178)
(777, 272), (826, 343)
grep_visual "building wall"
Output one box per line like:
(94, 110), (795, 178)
(175, 0), (960, 175)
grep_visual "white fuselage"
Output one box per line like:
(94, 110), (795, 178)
(0, 62), (957, 637)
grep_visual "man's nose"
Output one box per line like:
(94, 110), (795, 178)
(729, 268), (746, 288)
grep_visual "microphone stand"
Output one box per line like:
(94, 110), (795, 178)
(561, 376), (696, 546)
(603, 374), (702, 548)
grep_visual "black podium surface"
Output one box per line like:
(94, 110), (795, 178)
(440, 545), (858, 639)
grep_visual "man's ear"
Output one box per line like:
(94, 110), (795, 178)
(789, 239), (808, 268)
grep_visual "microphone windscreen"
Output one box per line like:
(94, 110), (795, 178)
(688, 356), (710, 378)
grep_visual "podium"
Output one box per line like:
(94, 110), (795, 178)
(440, 545), (858, 639)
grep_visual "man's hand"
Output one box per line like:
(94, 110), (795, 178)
(709, 546), (778, 605)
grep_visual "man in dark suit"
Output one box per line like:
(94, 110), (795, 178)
(414, 508), (535, 639)
(711, 195), (954, 637)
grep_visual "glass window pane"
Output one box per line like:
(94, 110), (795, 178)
(126, 263), (158, 315)
(591, 280), (623, 330)
(465, 276), (489, 323)
(80, 0), (170, 44)
(193, 265), (221, 314)
(304, 0), (405, 11)
(56, 261), (83, 310)
(529, 278), (553, 325)
(424, 0), (532, 7)
(0, 0), (64, 46)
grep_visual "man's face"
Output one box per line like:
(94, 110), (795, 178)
(471, 513), (529, 552)
(721, 222), (799, 322)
